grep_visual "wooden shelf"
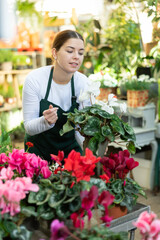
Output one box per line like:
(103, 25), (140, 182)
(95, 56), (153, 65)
(0, 102), (22, 112)
(0, 69), (31, 75)
(0, 69), (31, 111)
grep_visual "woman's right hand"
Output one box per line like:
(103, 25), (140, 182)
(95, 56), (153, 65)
(43, 104), (58, 125)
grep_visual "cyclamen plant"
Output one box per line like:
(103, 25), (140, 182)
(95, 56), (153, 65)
(41, 186), (128, 240)
(60, 82), (137, 155)
(0, 167), (39, 239)
(100, 149), (146, 211)
(0, 146), (52, 179)
(133, 211), (160, 240)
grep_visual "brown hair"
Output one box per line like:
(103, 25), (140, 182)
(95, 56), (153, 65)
(52, 30), (84, 51)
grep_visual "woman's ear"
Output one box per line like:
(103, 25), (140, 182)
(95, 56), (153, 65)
(52, 48), (57, 60)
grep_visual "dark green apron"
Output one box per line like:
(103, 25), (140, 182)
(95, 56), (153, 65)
(24, 67), (82, 162)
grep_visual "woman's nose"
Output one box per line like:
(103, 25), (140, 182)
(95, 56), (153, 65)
(73, 51), (79, 59)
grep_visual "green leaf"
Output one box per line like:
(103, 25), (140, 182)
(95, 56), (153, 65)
(40, 211), (55, 220)
(90, 178), (107, 193)
(21, 206), (37, 217)
(36, 190), (52, 205)
(126, 141), (136, 154)
(56, 204), (71, 219)
(74, 115), (86, 124)
(69, 196), (81, 212)
(37, 204), (55, 220)
(11, 226), (32, 240)
(39, 178), (52, 186)
(83, 117), (101, 136)
(110, 120), (125, 135)
(123, 122), (134, 135)
(110, 179), (123, 193)
(62, 176), (73, 185)
(114, 193), (124, 204)
(28, 191), (37, 204)
(53, 184), (66, 191)
(48, 192), (66, 208)
(101, 125), (115, 141)
(3, 220), (17, 234)
(87, 137), (99, 155)
(59, 121), (74, 136)
(66, 184), (80, 197)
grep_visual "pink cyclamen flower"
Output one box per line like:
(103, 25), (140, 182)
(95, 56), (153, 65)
(50, 219), (69, 240)
(40, 166), (52, 179)
(133, 211), (160, 240)
(0, 167), (14, 180)
(150, 219), (160, 238)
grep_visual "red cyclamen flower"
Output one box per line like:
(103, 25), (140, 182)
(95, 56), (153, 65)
(26, 142), (34, 148)
(51, 151), (64, 166)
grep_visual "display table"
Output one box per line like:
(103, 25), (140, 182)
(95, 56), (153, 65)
(109, 203), (150, 240)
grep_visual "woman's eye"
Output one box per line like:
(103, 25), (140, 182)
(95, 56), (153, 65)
(67, 51), (73, 53)
(79, 52), (84, 56)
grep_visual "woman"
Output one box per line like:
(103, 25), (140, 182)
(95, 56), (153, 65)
(22, 29), (91, 162)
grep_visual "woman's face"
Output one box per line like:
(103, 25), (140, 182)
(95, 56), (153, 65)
(53, 38), (84, 74)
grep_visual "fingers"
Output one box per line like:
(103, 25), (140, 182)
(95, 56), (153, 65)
(43, 105), (59, 125)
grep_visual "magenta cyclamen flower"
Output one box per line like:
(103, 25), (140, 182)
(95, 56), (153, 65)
(80, 185), (99, 210)
(50, 219), (69, 240)
(100, 149), (139, 179)
(6, 149), (52, 179)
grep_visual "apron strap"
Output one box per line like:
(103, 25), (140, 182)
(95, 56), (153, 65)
(45, 67), (54, 100)
(71, 75), (77, 105)
(44, 67), (76, 104)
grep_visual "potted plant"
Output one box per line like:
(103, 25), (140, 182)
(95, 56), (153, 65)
(0, 128), (146, 239)
(12, 54), (32, 70)
(0, 49), (13, 71)
(88, 68), (118, 101)
(100, 149), (146, 218)
(4, 85), (16, 104)
(60, 83), (136, 156)
(122, 74), (156, 108)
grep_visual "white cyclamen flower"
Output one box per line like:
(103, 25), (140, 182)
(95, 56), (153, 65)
(78, 89), (90, 102)
(101, 104), (114, 114)
(119, 102), (127, 113)
(87, 81), (100, 97)
(108, 94), (119, 107)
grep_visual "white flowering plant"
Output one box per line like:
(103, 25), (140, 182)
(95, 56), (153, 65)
(60, 82), (136, 155)
(88, 69), (118, 89)
(122, 74), (156, 91)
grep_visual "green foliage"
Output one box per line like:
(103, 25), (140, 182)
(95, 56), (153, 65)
(74, 225), (128, 240)
(12, 55), (32, 69)
(60, 104), (136, 155)
(74, 18), (107, 75)
(102, 3), (142, 74)
(0, 49), (13, 63)
(124, 79), (151, 91)
(0, 213), (32, 240)
(106, 177), (146, 211)
(10, 122), (25, 140)
(16, 0), (42, 23)
(0, 84), (15, 98)
(142, 0), (160, 23)
(24, 172), (84, 221)
(0, 128), (12, 154)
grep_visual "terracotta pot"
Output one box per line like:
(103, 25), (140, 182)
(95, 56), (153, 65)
(108, 204), (128, 220)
